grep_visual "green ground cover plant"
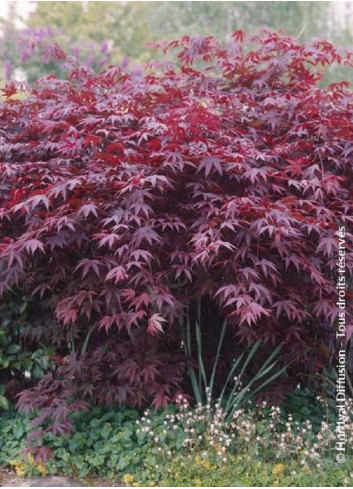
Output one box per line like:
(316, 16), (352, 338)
(0, 393), (352, 486)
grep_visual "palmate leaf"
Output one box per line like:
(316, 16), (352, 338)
(147, 313), (167, 335)
(23, 239), (45, 255)
(77, 203), (99, 219)
(105, 265), (128, 283)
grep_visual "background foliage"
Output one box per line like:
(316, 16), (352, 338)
(1, 1), (353, 83)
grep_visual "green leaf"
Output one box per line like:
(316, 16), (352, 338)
(0, 396), (9, 410)
(7, 344), (21, 354)
(209, 319), (227, 399)
(89, 418), (101, 428)
(14, 425), (24, 440)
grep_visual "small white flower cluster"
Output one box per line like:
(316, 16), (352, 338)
(242, 398), (353, 467)
(136, 395), (353, 468)
(137, 393), (232, 464)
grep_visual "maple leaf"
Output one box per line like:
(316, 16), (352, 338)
(74, 259), (101, 278)
(133, 226), (161, 246)
(316, 237), (338, 257)
(147, 313), (167, 335)
(239, 302), (272, 326)
(232, 30), (246, 42)
(23, 239), (45, 255)
(95, 233), (121, 249)
(56, 307), (78, 326)
(105, 266), (128, 283)
(77, 203), (99, 218)
(33, 446), (53, 465)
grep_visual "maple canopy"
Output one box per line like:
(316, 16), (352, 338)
(0, 31), (352, 425)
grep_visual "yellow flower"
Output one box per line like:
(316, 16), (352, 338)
(27, 454), (35, 466)
(272, 463), (285, 477)
(132, 483), (140, 487)
(202, 459), (211, 469)
(37, 461), (49, 476)
(15, 467), (26, 478)
(123, 474), (134, 484)
(195, 455), (201, 464)
(301, 466), (309, 473)
(149, 483), (157, 487)
(194, 479), (202, 487)
(9, 460), (27, 478)
(273, 480), (280, 486)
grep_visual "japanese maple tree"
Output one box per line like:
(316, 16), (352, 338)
(0, 31), (352, 434)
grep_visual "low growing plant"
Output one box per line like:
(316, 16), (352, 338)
(135, 396), (353, 486)
(1, 398), (353, 485)
(158, 454), (353, 487)
(0, 406), (165, 479)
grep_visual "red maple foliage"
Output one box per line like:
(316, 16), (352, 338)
(0, 31), (352, 434)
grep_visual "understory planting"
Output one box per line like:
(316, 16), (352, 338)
(0, 395), (352, 486)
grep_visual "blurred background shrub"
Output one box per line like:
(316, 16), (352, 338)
(0, 1), (352, 84)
